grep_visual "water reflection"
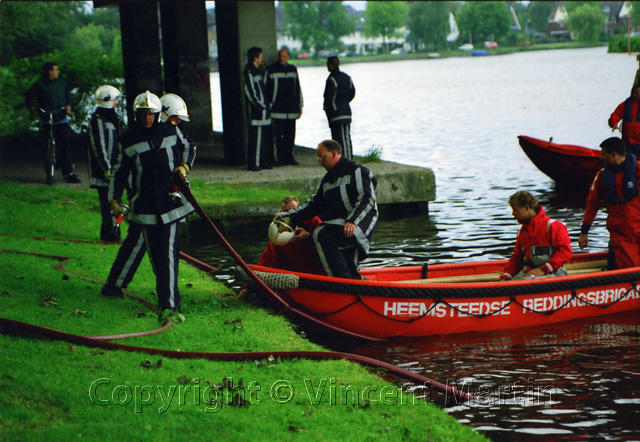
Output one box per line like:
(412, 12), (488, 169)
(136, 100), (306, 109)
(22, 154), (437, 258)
(350, 311), (640, 442)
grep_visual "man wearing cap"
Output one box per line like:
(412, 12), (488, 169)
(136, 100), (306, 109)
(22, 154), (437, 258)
(579, 136), (640, 269)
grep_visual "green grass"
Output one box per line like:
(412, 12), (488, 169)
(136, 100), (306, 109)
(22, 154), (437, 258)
(358, 145), (384, 163)
(0, 180), (488, 442)
(189, 179), (310, 205)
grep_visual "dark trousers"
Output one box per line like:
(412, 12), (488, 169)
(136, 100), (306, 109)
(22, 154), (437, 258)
(273, 119), (296, 163)
(247, 124), (273, 169)
(142, 222), (181, 310)
(329, 122), (352, 159)
(97, 187), (116, 241)
(43, 122), (74, 177)
(107, 222), (146, 289)
(312, 224), (362, 279)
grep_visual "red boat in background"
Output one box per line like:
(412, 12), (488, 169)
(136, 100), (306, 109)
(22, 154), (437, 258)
(518, 135), (603, 188)
(246, 252), (640, 341)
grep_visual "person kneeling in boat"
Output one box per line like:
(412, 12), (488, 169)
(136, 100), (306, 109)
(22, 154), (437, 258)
(500, 191), (572, 280)
(578, 137), (640, 269)
(275, 140), (378, 280)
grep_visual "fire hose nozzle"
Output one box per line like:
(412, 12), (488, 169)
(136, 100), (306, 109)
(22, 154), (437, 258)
(115, 204), (130, 229)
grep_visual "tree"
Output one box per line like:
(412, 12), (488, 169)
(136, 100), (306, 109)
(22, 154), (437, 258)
(407, 2), (450, 51)
(629, 1), (640, 29)
(567, 3), (604, 43)
(456, 1), (511, 45)
(363, 1), (409, 54)
(0, 2), (124, 136)
(527, 1), (555, 33)
(0, 1), (87, 64)
(281, 2), (356, 56)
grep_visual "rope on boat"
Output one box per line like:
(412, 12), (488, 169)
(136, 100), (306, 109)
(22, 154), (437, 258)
(235, 267), (299, 290)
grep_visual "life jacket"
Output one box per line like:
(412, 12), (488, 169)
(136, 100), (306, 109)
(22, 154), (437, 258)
(602, 153), (639, 205)
(523, 219), (556, 267)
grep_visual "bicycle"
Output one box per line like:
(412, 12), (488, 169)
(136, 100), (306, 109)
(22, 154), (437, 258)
(38, 107), (67, 185)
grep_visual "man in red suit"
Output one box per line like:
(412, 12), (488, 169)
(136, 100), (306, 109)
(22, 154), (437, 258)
(579, 137), (640, 269)
(609, 85), (640, 156)
(501, 191), (572, 280)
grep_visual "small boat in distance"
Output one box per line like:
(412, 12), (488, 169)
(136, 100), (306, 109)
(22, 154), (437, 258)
(246, 252), (640, 341)
(518, 135), (603, 188)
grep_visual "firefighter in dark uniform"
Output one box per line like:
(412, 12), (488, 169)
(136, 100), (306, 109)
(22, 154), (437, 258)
(323, 56), (355, 159)
(276, 139), (378, 279)
(100, 93), (194, 301)
(104, 91), (196, 323)
(243, 46), (273, 171)
(266, 47), (303, 166)
(89, 85), (122, 241)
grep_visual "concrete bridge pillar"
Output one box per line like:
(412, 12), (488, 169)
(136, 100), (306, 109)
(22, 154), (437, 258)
(160, 0), (214, 144)
(216, 1), (277, 164)
(118, 0), (163, 123)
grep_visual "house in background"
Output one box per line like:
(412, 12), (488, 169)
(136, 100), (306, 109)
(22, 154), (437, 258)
(546, 1), (633, 40)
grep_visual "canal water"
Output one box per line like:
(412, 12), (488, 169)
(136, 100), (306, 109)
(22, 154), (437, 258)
(188, 47), (640, 441)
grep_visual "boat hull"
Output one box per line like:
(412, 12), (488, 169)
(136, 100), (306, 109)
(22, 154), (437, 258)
(250, 252), (640, 341)
(518, 135), (603, 188)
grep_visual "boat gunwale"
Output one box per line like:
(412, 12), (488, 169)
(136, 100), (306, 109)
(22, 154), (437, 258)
(518, 135), (601, 159)
(250, 254), (640, 300)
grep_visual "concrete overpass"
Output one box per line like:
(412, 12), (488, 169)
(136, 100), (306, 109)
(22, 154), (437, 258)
(95, 0), (278, 164)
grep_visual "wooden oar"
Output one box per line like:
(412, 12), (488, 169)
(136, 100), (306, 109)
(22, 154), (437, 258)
(394, 260), (608, 284)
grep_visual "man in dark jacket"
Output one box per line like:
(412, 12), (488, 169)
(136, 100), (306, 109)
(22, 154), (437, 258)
(106, 91), (196, 323)
(243, 46), (273, 171)
(89, 85), (122, 241)
(25, 61), (80, 184)
(323, 57), (355, 159)
(276, 139), (377, 279)
(266, 47), (303, 166)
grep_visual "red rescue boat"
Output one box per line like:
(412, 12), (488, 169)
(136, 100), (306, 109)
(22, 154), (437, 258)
(247, 252), (640, 341)
(518, 135), (603, 188)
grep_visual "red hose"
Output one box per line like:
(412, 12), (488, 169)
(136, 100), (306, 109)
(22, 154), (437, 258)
(172, 174), (475, 402)
(0, 317), (473, 403)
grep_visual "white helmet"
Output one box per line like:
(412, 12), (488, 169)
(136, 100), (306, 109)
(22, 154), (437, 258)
(160, 93), (190, 123)
(95, 85), (121, 108)
(268, 218), (294, 246)
(133, 90), (162, 113)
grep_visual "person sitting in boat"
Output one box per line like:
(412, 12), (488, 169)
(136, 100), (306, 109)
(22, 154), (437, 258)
(501, 191), (572, 280)
(275, 139), (378, 280)
(260, 195), (325, 275)
(579, 137), (640, 269)
(608, 85), (640, 156)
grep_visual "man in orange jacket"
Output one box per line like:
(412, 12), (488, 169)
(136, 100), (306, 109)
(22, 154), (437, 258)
(579, 137), (640, 269)
(609, 85), (640, 156)
(501, 191), (572, 280)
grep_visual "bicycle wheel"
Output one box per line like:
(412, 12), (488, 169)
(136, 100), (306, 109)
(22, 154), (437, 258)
(46, 138), (55, 185)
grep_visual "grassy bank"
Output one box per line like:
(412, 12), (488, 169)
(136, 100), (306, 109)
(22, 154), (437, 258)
(0, 180), (488, 442)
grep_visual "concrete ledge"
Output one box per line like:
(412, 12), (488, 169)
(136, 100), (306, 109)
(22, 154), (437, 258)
(196, 158), (435, 230)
